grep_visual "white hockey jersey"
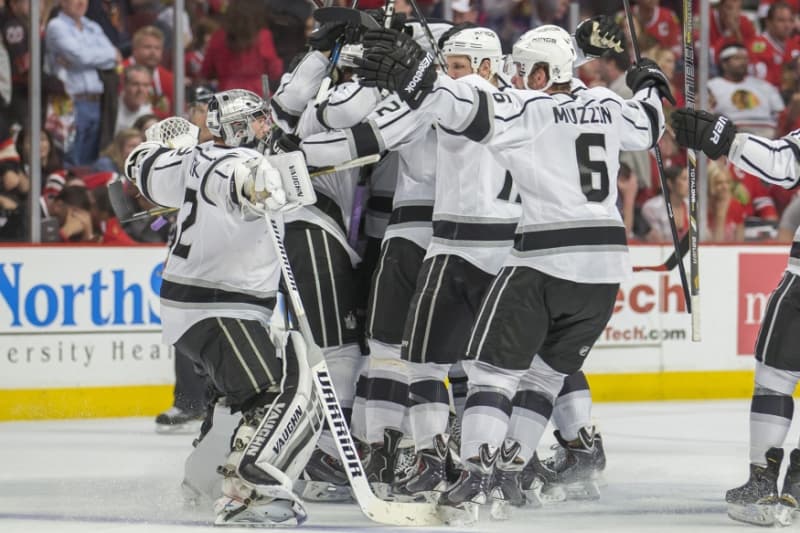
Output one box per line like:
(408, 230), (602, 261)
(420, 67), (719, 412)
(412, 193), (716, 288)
(302, 93), (436, 251)
(419, 75), (665, 283)
(427, 74), (521, 275)
(136, 142), (282, 345)
(728, 130), (800, 275)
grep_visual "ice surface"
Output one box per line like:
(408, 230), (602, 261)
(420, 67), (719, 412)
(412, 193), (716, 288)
(0, 400), (779, 532)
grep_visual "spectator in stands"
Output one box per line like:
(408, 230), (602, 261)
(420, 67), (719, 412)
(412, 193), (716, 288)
(652, 46), (684, 108)
(642, 166), (689, 242)
(452, 0), (479, 24)
(0, 139), (28, 242)
(621, 0), (682, 57)
(45, 0), (120, 166)
(16, 127), (66, 200)
(617, 162), (638, 239)
(200, 0), (283, 95)
(778, 193), (800, 242)
(748, 2), (800, 89)
(186, 85), (213, 142)
(43, 184), (96, 242)
(116, 64), (153, 134)
(92, 127), (143, 173)
(758, 0), (800, 23)
(710, 0), (757, 56)
(185, 17), (216, 84)
(132, 113), (158, 134)
(707, 161), (746, 242)
(3, 0), (31, 126)
(122, 26), (173, 119)
(709, 42), (785, 138)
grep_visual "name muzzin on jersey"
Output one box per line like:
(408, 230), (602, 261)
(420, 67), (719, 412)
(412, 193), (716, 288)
(553, 104), (613, 125)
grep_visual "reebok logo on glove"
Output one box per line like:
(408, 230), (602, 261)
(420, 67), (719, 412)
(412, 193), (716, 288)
(710, 116), (730, 144)
(404, 52), (433, 95)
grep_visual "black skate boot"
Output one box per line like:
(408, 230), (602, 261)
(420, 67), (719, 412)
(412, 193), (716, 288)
(155, 406), (205, 434)
(438, 443), (499, 526)
(526, 426), (603, 502)
(363, 428), (403, 499)
(726, 447), (783, 526)
(489, 440), (527, 520)
(777, 448), (800, 525)
(296, 448), (353, 502)
(392, 434), (448, 502)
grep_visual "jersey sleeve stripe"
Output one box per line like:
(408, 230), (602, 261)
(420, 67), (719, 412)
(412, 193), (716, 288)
(349, 121), (382, 157)
(270, 98), (300, 131)
(139, 146), (172, 206)
(639, 101), (660, 149)
(740, 154), (798, 185)
(200, 154), (237, 207)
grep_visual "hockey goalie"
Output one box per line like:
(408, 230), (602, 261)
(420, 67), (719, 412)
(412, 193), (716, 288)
(122, 89), (321, 526)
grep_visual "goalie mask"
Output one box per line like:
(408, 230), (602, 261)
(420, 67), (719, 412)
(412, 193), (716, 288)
(512, 25), (576, 90)
(442, 27), (503, 77)
(206, 89), (269, 148)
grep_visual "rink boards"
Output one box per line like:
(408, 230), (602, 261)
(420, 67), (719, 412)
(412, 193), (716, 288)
(0, 243), (791, 420)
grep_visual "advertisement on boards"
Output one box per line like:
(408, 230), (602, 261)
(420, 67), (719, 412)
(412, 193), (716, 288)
(0, 247), (174, 389)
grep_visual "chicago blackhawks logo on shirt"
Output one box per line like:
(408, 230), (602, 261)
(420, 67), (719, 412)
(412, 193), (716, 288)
(731, 89), (761, 110)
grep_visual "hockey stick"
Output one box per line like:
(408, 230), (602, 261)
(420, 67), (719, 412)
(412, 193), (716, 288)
(621, 0), (692, 314)
(682, 0), (701, 341)
(407, 0), (447, 68)
(119, 155), (383, 223)
(262, 210), (443, 526)
(632, 232), (689, 272)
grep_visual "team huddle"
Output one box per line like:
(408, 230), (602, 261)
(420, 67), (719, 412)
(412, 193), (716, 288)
(121, 4), (800, 529)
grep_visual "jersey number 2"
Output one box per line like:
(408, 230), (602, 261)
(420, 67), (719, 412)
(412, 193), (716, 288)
(575, 133), (609, 202)
(172, 188), (198, 259)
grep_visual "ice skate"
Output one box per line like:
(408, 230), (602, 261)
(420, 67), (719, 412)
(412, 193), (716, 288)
(154, 406), (204, 434)
(526, 426), (604, 502)
(437, 443), (498, 526)
(296, 448), (353, 502)
(726, 447), (783, 526)
(363, 428), (404, 499)
(777, 448), (800, 526)
(392, 434), (448, 503)
(214, 495), (306, 526)
(489, 440), (527, 520)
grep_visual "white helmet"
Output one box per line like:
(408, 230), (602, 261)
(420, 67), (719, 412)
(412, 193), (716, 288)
(337, 43), (364, 69)
(512, 25), (575, 90)
(206, 89), (268, 147)
(442, 27), (503, 77)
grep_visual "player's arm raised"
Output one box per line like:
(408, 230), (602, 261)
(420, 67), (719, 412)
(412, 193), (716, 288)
(618, 58), (671, 151)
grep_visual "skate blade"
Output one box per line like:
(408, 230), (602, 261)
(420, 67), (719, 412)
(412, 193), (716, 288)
(437, 502), (479, 526)
(295, 480), (354, 502)
(727, 503), (777, 526)
(775, 503), (796, 527)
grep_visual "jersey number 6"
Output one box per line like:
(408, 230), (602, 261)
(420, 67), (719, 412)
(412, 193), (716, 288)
(575, 133), (609, 202)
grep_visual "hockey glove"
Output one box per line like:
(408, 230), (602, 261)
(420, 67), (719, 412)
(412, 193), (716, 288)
(308, 22), (347, 52)
(355, 28), (436, 109)
(231, 157), (288, 220)
(671, 108), (737, 160)
(269, 131), (302, 156)
(575, 15), (624, 57)
(626, 59), (676, 105)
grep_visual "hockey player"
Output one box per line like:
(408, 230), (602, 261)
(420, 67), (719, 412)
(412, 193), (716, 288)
(671, 107), (800, 526)
(123, 89), (321, 526)
(269, 21), (386, 500)
(354, 23), (669, 521)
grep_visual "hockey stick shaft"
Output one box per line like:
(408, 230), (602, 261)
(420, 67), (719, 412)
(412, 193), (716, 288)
(262, 211), (443, 526)
(632, 232), (690, 272)
(682, 0), (701, 341)
(407, 0), (447, 68)
(622, 0), (692, 314)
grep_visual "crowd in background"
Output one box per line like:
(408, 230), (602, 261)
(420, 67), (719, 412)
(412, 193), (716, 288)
(0, 0), (798, 245)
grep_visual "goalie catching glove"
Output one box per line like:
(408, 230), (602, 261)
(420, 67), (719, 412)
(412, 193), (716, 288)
(230, 151), (317, 219)
(355, 28), (436, 109)
(671, 108), (737, 160)
(575, 15), (624, 57)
